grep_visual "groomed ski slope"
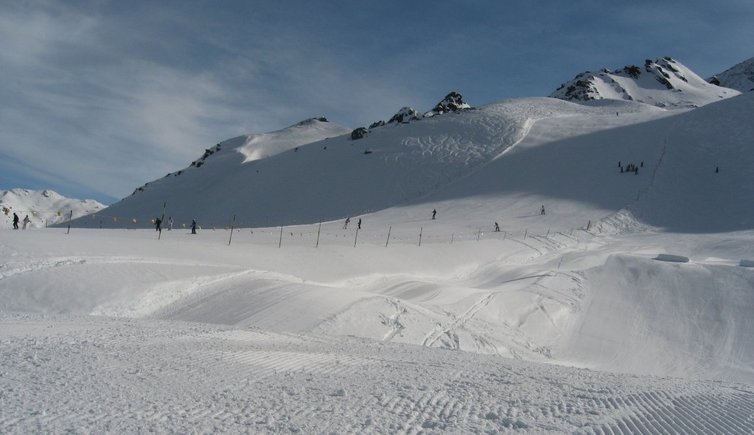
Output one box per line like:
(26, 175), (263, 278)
(3, 93), (754, 432)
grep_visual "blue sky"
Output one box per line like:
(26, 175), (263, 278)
(1, 0), (752, 204)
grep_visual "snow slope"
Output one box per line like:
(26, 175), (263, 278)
(4, 63), (754, 432)
(709, 56), (754, 92)
(2, 221), (754, 432)
(551, 57), (739, 108)
(0, 188), (104, 229)
(71, 97), (669, 230)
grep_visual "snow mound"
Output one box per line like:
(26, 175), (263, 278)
(237, 117), (350, 163)
(551, 56), (740, 108)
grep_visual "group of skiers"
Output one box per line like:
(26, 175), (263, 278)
(154, 216), (197, 234)
(10, 212), (31, 230)
(341, 207), (545, 235)
(619, 160), (643, 174)
(154, 216), (175, 232)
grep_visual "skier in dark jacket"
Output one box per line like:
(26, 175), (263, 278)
(431, 209), (437, 220)
(12, 213), (19, 229)
(191, 219), (197, 234)
(155, 217), (162, 231)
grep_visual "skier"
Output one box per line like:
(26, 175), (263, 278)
(168, 216), (174, 231)
(494, 222), (500, 232)
(22, 215), (31, 230)
(12, 212), (19, 229)
(357, 218), (362, 230)
(155, 217), (162, 231)
(343, 217), (350, 229)
(540, 205), (546, 215)
(191, 219), (197, 234)
(431, 209), (437, 220)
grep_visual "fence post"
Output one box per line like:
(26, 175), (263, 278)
(385, 226), (391, 247)
(353, 228), (359, 247)
(418, 227), (423, 247)
(278, 225), (283, 248)
(524, 229), (528, 239)
(315, 221), (322, 248)
(228, 215), (236, 246)
(476, 228), (481, 241)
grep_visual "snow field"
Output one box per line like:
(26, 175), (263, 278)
(3, 92), (754, 431)
(2, 312), (753, 434)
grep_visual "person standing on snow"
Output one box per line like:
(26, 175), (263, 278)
(191, 219), (197, 234)
(155, 217), (162, 231)
(168, 217), (174, 231)
(12, 212), (19, 229)
(22, 215), (31, 230)
(357, 218), (362, 230)
(343, 217), (350, 229)
(494, 222), (500, 232)
(540, 205), (546, 215)
(431, 209), (437, 220)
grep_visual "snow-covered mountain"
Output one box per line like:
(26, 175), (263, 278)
(709, 56), (754, 92)
(71, 90), (753, 234)
(551, 56), (739, 108)
(1, 188), (105, 229)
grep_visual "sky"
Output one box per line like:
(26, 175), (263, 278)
(1, 0), (753, 204)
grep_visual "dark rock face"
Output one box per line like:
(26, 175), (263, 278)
(351, 127), (368, 140)
(388, 107), (422, 124)
(430, 91), (469, 114)
(369, 120), (386, 129)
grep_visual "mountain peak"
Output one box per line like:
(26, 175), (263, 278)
(551, 56), (739, 108)
(708, 57), (754, 92)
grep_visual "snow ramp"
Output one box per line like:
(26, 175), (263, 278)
(560, 254), (754, 383)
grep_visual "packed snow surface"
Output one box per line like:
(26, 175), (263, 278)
(4, 89), (754, 432)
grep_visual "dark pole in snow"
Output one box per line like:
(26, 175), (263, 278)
(228, 215), (236, 246)
(353, 228), (359, 248)
(315, 221), (322, 248)
(385, 226), (391, 247)
(278, 225), (283, 248)
(418, 227), (423, 247)
(66, 210), (73, 234)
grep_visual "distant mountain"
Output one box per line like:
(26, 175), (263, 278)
(708, 57), (754, 92)
(551, 56), (739, 108)
(1, 189), (105, 229)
